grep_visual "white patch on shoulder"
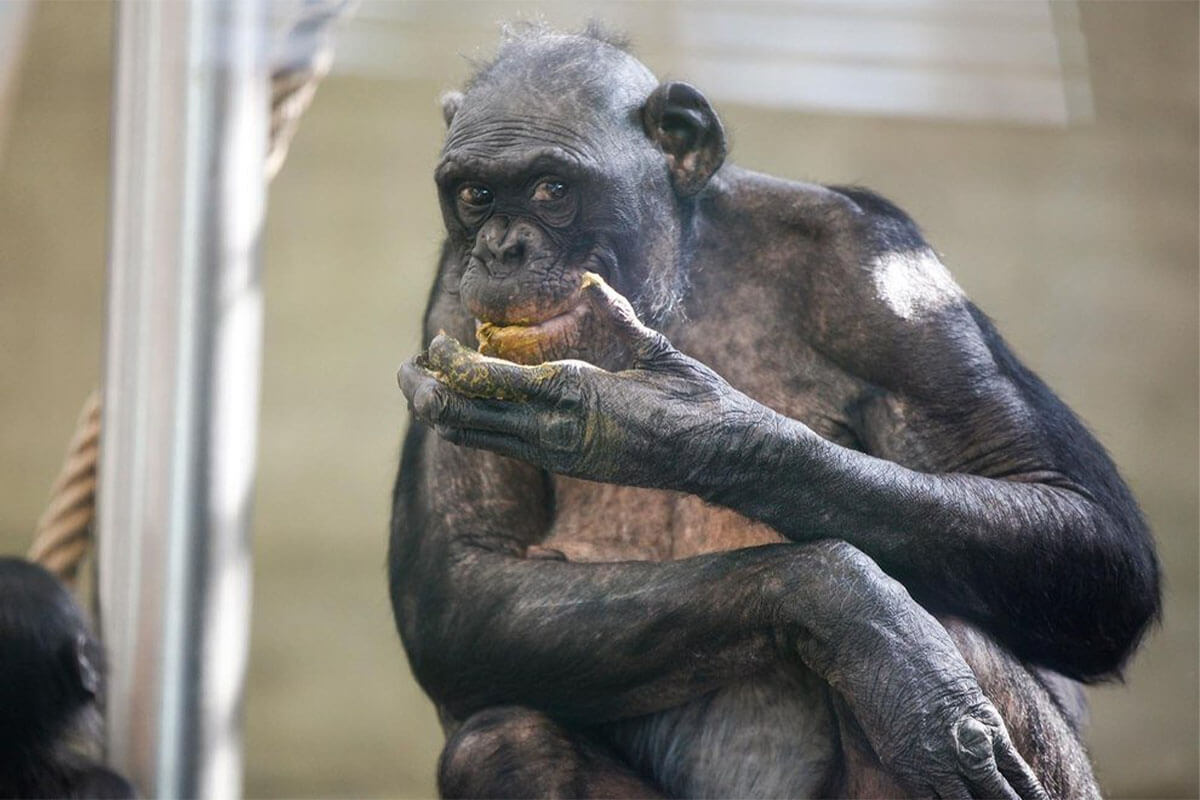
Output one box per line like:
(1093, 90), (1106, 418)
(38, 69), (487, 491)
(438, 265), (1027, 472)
(872, 248), (964, 321)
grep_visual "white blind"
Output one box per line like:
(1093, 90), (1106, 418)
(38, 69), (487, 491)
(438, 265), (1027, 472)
(327, 0), (1093, 126)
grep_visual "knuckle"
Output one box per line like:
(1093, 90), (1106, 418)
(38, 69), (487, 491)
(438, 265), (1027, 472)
(548, 362), (586, 405)
(398, 360), (425, 397)
(954, 717), (996, 771)
(645, 329), (673, 353)
(633, 332), (674, 367)
(538, 412), (583, 454)
(435, 423), (463, 444)
(427, 337), (453, 369)
(413, 382), (446, 421)
(554, 361), (582, 385)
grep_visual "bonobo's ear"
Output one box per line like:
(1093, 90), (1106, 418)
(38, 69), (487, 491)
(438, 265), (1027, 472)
(642, 82), (726, 197)
(440, 91), (463, 128)
(73, 630), (101, 697)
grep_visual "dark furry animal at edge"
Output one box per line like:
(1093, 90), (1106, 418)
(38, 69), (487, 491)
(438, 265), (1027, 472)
(0, 558), (135, 799)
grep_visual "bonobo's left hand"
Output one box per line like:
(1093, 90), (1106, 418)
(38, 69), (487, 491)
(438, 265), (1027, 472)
(398, 274), (773, 491)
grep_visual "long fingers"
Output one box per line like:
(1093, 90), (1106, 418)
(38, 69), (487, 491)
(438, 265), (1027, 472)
(436, 425), (539, 463)
(952, 718), (1021, 800)
(944, 715), (1047, 800)
(958, 768), (1022, 800)
(992, 735), (1050, 800)
(397, 336), (589, 462)
(579, 272), (673, 365)
(398, 355), (535, 435)
(931, 778), (974, 800)
(424, 333), (567, 401)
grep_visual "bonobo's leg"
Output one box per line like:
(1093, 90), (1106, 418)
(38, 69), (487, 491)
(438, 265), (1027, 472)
(833, 618), (1100, 800)
(597, 621), (1095, 800)
(439, 706), (663, 799)
(600, 666), (839, 799)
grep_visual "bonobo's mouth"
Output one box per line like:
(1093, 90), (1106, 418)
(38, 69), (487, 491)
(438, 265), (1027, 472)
(460, 246), (614, 328)
(471, 274), (608, 366)
(476, 285), (586, 336)
(475, 286), (590, 361)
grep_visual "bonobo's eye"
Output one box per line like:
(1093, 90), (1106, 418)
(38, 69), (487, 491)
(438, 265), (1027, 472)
(457, 184), (493, 207)
(454, 183), (494, 229)
(532, 179), (568, 203)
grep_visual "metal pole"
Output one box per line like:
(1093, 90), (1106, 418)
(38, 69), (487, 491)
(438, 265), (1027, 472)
(97, 0), (268, 797)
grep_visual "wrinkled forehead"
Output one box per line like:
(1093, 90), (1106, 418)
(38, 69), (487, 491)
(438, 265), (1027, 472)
(442, 37), (657, 165)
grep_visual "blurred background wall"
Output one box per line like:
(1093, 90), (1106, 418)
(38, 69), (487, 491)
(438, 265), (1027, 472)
(0, 1), (1195, 796)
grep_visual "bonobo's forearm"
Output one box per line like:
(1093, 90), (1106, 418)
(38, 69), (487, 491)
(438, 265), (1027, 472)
(402, 538), (962, 726)
(705, 413), (1156, 678)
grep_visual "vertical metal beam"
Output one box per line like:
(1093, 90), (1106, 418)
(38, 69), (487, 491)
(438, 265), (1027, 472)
(97, 0), (267, 797)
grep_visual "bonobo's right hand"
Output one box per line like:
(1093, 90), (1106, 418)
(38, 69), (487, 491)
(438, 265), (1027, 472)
(397, 273), (771, 495)
(780, 542), (1049, 800)
(874, 682), (1048, 800)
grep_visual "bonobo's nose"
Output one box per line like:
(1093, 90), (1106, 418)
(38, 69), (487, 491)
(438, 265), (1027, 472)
(474, 216), (532, 277)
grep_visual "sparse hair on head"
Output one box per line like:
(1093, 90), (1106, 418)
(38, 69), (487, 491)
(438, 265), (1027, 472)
(463, 19), (633, 92)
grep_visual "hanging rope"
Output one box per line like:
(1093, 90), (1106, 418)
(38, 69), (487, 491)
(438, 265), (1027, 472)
(266, 0), (353, 180)
(24, 1), (353, 593)
(27, 390), (101, 590)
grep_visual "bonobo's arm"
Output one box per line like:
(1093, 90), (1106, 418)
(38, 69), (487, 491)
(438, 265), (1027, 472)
(707, 192), (1161, 681)
(402, 264), (1159, 683)
(390, 421), (1047, 799)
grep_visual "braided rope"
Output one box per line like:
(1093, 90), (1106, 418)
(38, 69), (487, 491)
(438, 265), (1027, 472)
(25, 1), (352, 592)
(27, 390), (101, 590)
(266, 0), (352, 180)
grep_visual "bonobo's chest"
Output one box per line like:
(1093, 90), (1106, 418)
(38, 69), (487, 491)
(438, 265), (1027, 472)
(546, 279), (865, 562)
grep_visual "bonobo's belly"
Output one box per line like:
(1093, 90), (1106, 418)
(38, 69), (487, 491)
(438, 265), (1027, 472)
(536, 325), (854, 796)
(544, 480), (838, 798)
(601, 665), (837, 799)
(544, 478), (787, 561)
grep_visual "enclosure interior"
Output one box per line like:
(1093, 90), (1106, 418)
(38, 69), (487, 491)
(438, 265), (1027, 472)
(0, 1), (1195, 797)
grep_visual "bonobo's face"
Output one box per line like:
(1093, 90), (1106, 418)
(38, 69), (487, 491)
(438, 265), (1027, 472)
(436, 121), (651, 327)
(434, 35), (715, 364)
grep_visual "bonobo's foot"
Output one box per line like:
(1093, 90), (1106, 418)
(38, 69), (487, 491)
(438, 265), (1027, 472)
(475, 272), (644, 371)
(439, 706), (663, 799)
(525, 545), (568, 561)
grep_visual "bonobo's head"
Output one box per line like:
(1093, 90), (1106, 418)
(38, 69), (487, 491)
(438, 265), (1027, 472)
(435, 25), (726, 351)
(0, 558), (103, 755)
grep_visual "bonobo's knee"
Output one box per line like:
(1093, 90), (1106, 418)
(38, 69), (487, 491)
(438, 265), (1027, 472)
(438, 706), (575, 799)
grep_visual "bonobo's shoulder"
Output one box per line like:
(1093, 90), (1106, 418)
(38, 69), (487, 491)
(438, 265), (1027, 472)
(714, 169), (965, 315)
(822, 184), (928, 251)
(713, 169), (987, 388)
(709, 166), (860, 234)
(710, 169), (928, 251)
(809, 183), (968, 316)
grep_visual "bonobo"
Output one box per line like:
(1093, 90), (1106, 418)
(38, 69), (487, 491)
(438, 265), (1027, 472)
(392, 25), (1159, 799)
(0, 558), (134, 799)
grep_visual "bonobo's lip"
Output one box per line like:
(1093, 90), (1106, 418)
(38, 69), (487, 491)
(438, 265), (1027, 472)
(473, 280), (589, 332)
(475, 290), (590, 345)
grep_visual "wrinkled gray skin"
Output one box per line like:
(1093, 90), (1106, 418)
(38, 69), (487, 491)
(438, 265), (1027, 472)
(393, 28), (1157, 799)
